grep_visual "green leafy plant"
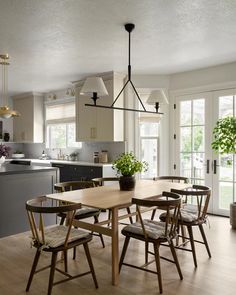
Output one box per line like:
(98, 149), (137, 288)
(70, 152), (79, 157)
(211, 116), (236, 154)
(112, 152), (148, 177)
(14, 150), (24, 154)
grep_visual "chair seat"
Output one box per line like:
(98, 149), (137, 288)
(74, 207), (100, 218)
(122, 219), (170, 240)
(180, 205), (199, 222)
(33, 225), (90, 248)
(58, 207), (100, 220)
(160, 205), (199, 223)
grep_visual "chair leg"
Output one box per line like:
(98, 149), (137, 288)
(187, 225), (197, 267)
(26, 248), (41, 291)
(119, 236), (130, 272)
(180, 225), (186, 244)
(94, 215), (105, 248)
(153, 243), (163, 294)
(126, 207), (133, 224)
(151, 209), (157, 220)
(169, 240), (183, 280)
(83, 242), (98, 289)
(73, 247), (77, 260)
(199, 224), (211, 258)
(108, 209), (112, 227)
(47, 252), (58, 295)
(60, 216), (65, 225)
(63, 250), (68, 272)
(145, 241), (149, 264)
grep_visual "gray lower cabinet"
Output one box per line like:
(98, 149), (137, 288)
(0, 169), (58, 238)
(51, 163), (102, 182)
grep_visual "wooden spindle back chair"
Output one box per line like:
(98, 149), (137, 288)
(54, 180), (105, 257)
(25, 196), (98, 295)
(151, 176), (189, 220)
(119, 191), (182, 294)
(169, 185), (211, 267)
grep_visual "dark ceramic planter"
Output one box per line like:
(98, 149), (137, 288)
(4, 132), (10, 142)
(119, 176), (136, 191)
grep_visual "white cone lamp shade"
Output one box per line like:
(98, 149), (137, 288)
(80, 77), (108, 96)
(80, 77), (108, 106)
(146, 90), (169, 113)
(147, 90), (169, 105)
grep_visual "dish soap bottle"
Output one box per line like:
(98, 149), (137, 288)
(41, 150), (47, 160)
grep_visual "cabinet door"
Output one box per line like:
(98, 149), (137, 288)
(79, 166), (102, 180)
(76, 87), (97, 141)
(71, 165), (102, 181)
(13, 97), (34, 141)
(13, 95), (43, 143)
(51, 164), (73, 182)
(52, 164), (102, 182)
(96, 79), (114, 141)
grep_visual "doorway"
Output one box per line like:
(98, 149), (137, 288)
(174, 90), (236, 216)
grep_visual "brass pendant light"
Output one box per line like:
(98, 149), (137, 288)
(0, 54), (20, 118)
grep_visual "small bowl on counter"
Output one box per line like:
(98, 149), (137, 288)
(12, 153), (25, 159)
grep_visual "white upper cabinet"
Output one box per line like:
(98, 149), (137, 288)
(12, 92), (44, 143)
(75, 72), (125, 142)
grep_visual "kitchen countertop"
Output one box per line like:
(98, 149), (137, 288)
(7, 158), (113, 167)
(0, 163), (58, 175)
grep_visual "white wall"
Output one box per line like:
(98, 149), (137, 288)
(170, 61), (236, 92)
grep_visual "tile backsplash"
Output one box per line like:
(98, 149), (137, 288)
(2, 141), (126, 163)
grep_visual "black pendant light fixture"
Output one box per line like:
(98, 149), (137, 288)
(83, 23), (164, 115)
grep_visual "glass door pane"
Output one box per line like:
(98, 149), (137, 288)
(141, 138), (158, 178)
(212, 92), (236, 215)
(179, 98), (205, 185)
(175, 90), (235, 216)
(139, 120), (159, 179)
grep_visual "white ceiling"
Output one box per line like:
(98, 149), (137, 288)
(1, 0), (236, 95)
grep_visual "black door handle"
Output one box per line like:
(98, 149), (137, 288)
(206, 160), (210, 174)
(213, 160), (217, 174)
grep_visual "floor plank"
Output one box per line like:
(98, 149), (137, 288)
(0, 214), (235, 294)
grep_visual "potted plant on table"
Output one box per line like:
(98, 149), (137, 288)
(211, 116), (236, 228)
(112, 152), (148, 191)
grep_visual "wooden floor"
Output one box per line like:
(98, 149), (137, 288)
(0, 214), (236, 295)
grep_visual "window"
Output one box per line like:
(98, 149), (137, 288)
(138, 95), (160, 179)
(45, 100), (81, 149)
(139, 120), (159, 179)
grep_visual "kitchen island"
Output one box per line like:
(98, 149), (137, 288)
(0, 163), (59, 238)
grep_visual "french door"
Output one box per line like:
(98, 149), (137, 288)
(174, 90), (236, 216)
